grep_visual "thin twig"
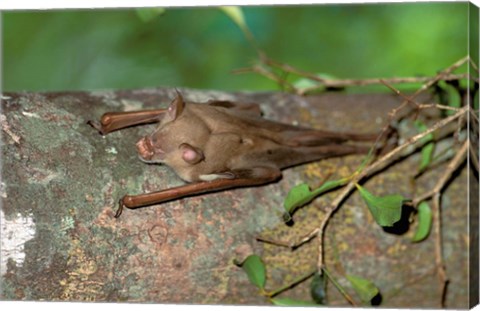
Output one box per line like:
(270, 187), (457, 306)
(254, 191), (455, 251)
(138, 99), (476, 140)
(380, 80), (463, 113)
(256, 107), (468, 254)
(469, 57), (479, 73)
(412, 140), (468, 206)
(267, 270), (316, 298)
(411, 140), (467, 307)
(256, 227), (320, 249)
(248, 64), (296, 91)
(262, 56), (468, 88)
(315, 106), (468, 272)
(323, 267), (358, 306)
(432, 192), (449, 308)
(236, 54), (470, 95)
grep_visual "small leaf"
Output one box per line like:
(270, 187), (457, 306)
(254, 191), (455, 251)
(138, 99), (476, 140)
(284, 183), (312, 215)
(293, 77), (321, 91)
(412, 201), (433, 242)
(356, 184), (406, 227)
(436, 81), (461, 116)
(238, 255), (266, 289)
(270, 297), (319, 306)
(310, 271), (327, 304)
(135, 8), (166, 22)
(220, 6), (248, 34)
(283, 178), (349, 221)
(292, 73), (341, 93)
(414, 121), (435, 172)
(346, 274), (379, 303)
(445, 84), (461, 116)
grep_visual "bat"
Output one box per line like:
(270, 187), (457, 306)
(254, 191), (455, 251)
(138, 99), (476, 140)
(88, 91), (378, 217)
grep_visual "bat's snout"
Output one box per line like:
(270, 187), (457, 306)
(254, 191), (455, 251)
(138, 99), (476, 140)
(136, 136), (164, 161)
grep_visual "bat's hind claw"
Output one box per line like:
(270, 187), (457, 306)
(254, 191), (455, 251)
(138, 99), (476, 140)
(115, 199), (125, 218)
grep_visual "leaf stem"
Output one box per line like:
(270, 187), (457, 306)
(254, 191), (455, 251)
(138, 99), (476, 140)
(323, 268), (357, 306)
(266, 270), (316, 298)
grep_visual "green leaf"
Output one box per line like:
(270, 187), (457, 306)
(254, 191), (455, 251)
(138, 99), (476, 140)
(346, 274), (379, 303)
(310, 271), (327, 304)
(270, 297), (319, 306)
(356, 184), (406, 227)
(412, 201), (433, 242)
(436, 81), (461, 116)
(292, 73), (341, 92)
(293, 77), (320, 91)
(283, 178), (349, 222)
(414, 121), (435, 172)
(284, 183), (312, 217)
(135, 8), (166, 22)
(445, 84), (461, 116)
(239, 255), (266, 289)
(220, 6), (248, 34)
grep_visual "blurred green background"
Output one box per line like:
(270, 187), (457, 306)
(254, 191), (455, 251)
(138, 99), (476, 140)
(2, 2), (469, 93)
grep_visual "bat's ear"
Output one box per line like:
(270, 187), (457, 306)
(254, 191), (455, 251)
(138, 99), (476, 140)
(179, 143), (205, 164)
(167, 90), (185, 120)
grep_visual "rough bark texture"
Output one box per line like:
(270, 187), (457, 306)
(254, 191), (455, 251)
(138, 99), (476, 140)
(0, 88), (472, 307)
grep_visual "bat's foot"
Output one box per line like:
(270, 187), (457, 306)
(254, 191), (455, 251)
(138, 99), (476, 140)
(114, 199), (125, 218)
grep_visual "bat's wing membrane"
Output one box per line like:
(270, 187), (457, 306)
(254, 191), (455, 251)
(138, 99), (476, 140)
(207, 100), (262, 116)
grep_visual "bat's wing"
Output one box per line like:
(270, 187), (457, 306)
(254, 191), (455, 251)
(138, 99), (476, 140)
(115, 166), (281, 217)
(207, 99), (262, 116)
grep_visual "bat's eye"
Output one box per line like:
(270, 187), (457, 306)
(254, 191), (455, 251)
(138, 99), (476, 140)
(179, 143), (205, 164)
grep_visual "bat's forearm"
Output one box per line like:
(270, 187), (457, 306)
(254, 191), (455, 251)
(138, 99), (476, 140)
(88, 108), (166, 135)
(115, 168), (281, 217)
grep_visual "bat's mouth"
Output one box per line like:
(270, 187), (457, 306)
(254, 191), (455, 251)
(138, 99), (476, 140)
(136, 137), (163, 161)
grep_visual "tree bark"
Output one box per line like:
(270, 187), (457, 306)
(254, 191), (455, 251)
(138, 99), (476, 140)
(0, 88), (471, 307)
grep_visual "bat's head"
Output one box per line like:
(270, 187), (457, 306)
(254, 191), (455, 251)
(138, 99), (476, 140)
(136, 92), (208, 176)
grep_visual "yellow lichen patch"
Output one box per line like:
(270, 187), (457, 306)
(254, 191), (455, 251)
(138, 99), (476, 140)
(298, 107), (314, 124)
(303, 162), (331, 180)
(59, 238), (103, 301)
(386, 242), (407, 256)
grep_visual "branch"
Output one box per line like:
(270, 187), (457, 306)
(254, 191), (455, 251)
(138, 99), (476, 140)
(412, 140), (468, 206)
(315, 106), (468, 272)
(236, 55), (470, 95)
(257, 107), (468, 254)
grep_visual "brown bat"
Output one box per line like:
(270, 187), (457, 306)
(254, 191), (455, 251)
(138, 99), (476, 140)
(88, 92), (376, 217)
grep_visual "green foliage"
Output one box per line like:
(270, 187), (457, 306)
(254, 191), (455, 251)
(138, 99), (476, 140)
(356, 184), (406, 227)
(412, 201), (433, 242)
(135, 8), (166, 22)
(310, 271), (327, 304)
(346, 274), (379, 304)
(3, 3), (469, 92)
(237, 255), (266, 289)
(414, 120), (435, 173)
(283, 178), (349, 222)
(270, 297), (320, 306)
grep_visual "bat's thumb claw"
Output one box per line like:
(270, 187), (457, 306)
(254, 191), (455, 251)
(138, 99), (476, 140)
(86, 120), (106, 135)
